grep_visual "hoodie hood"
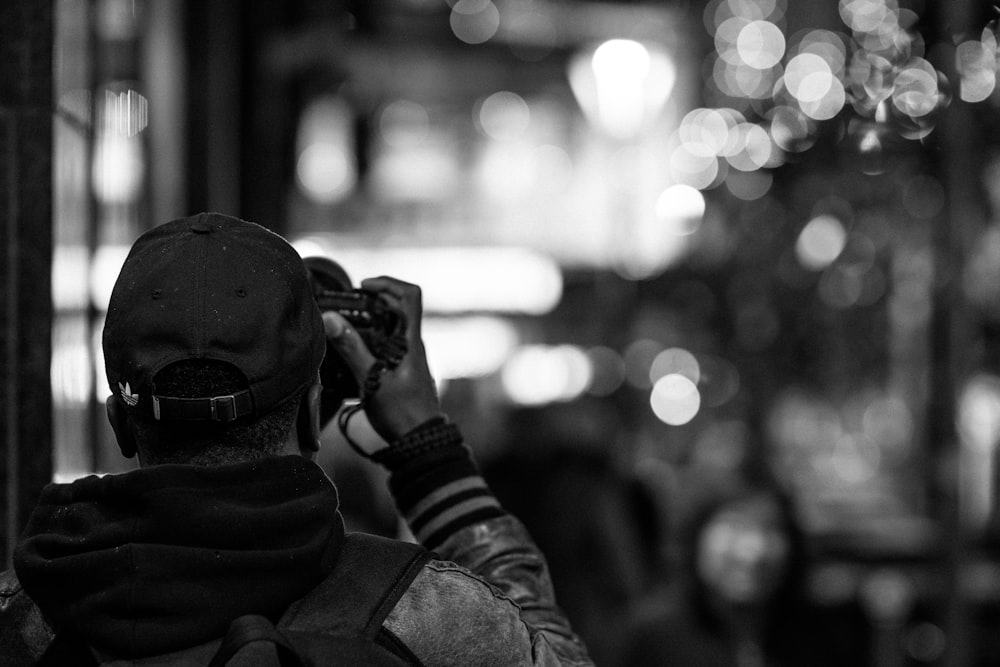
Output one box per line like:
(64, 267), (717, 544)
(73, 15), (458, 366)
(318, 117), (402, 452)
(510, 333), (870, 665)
(13, 455), (344, 659)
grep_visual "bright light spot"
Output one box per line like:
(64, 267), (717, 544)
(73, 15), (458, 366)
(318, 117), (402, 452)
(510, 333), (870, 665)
(795, 30), (848, 76)
(569, 39), (676, 139)
(291, 242), (563, 315)
(477, 91), (530, 141)
(51, 337), (91, 406)
(651, 374), (701, 425)
(614, 223), (693, 279)
(372, 143), (459, 202)
(650, 347), (700, 384)
(680, 108), (737, 157)
(724, 61), (777, 99)
(958, 376), (1000, 529)
(957, 38), (997, 102)
(502, 345), (592, 405)
(716, 17), (751, 62)
(586, 346), (626, 396)
(959, 375), (1000, 453)
(591, 39), (648, 134)
(422, 316), (519, 380)
(296, 96), (356, 204)
(892, 59), (941, 118)
(93, 134), (144, 204)
(796, 214), (847, 270)
(655, 184), (706, 236)
(785, 53), (834, 103)
(379, 100), (430, 147)
(296, 143), (354, 203)
(725, 123), (773, 171)
(52, 246), (90, 310)
(293, 238), (326, 260)
(450, 0), (500, 44)
(799, 78), (846, 120)
(101, 88), (148, 137)
(90, 244), (130, 309)
(669, 144), (720, 190)
(737, 20), (785, 69)
(839, 0), (892, 34)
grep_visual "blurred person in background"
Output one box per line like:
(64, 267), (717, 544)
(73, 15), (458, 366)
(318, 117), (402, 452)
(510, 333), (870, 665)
(483, 400), (665, 667)
(623, 477), (866, 667)
(0, 213), (593, 666)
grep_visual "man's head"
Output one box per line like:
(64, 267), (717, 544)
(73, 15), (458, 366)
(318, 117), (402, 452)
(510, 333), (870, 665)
(102, 212), (326, 465)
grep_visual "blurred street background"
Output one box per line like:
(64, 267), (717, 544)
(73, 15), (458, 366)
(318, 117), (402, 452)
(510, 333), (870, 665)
(4, 0), (1000, 664)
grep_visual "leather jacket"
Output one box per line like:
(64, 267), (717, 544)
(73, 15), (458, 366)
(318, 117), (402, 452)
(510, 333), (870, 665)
(0, 452), (593, 666)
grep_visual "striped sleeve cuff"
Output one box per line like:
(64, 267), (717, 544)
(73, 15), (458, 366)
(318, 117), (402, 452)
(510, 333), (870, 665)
(382, 420), (506, 549)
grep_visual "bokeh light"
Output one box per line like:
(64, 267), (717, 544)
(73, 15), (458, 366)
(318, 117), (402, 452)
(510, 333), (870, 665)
(296, 144), (353, 204)
(655, 184), (706, 236)
(568, 38), (676, 139)
(957, 40), (997, 103)
(796, 214), (848, 270)
(690, 0), (977, 179)
(295, 96), (356, 204)
(737, 20), (785, 69)
(650, 347), (700, 385)
(651, 374), (702, 425)
(422, 316), (519, 380)
(450, 0), (500, 45)
(501, 345), (592, 405)
(379, 100), (430, 148)
(477, 91), (531, 141)
(92, 88), (147, 204)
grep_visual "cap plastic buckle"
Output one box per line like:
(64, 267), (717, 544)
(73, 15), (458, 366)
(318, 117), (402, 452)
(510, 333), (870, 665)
(210, 394), (238, 422)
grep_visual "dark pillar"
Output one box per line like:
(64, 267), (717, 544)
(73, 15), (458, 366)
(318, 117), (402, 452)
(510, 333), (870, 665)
(0, 1), (54, 565)
(925, 0), (991, 664)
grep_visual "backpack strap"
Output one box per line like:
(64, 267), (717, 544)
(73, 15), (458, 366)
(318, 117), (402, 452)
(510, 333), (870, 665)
(208, 615), (305, 667)
(279, 532), (431, 639)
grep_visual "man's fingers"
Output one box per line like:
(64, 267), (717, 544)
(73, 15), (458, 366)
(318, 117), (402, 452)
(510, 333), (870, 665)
(360, 276), (423, 338)
(322, 311), (376, 382)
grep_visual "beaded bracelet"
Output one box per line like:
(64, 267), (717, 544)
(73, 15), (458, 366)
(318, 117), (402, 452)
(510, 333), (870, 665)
(371, 418), (463, 469)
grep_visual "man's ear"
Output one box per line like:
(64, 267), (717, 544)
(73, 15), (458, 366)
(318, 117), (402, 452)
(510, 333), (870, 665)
(297, 383), (323, 457)
(106, 395), (138, 459)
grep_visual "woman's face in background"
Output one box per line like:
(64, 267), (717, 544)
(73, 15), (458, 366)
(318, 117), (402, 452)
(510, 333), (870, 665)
(695, 496), (792, 605)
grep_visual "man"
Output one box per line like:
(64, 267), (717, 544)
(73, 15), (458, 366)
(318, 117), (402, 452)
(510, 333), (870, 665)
(0, 212), (593, 665)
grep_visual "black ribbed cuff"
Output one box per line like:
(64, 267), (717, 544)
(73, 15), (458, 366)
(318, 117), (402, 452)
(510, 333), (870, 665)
(370, 417), (461, 470)
(379, 419), (506, 549)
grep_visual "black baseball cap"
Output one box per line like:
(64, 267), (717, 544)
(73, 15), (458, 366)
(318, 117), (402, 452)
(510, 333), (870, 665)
(102, 212), (326, 422)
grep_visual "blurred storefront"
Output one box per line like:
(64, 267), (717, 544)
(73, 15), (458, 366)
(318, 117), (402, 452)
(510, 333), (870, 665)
(5, 0), (1000, 664)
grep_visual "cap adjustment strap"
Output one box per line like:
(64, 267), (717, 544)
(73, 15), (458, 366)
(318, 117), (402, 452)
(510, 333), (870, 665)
(151, 389), (254, 422)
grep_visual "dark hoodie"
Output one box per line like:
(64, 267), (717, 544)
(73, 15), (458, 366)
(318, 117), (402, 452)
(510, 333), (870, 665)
(12, 456), (343, 659)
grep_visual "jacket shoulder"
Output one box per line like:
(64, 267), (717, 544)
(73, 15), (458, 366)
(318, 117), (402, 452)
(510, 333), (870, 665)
(0, 569), (55, 662)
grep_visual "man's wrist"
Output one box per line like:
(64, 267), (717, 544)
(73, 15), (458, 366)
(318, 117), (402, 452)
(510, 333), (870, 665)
(376, 422), (506, 549)
(370, 416), (459, 469)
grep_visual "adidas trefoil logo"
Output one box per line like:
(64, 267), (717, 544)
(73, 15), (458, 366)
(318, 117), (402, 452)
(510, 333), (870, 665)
(119, 381), (139, 407)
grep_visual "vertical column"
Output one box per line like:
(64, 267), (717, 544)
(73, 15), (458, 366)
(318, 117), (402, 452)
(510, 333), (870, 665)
(926, 0), (989, 664)
(0, 0), (54, 564)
